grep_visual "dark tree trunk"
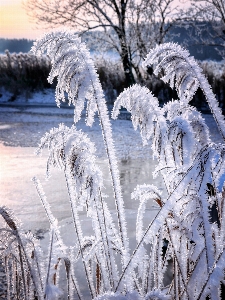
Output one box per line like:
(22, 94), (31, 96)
(114, 0), (135, 88)
(120, 48), (135, 87)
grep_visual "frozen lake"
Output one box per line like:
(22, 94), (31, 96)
(0, 99), (223, 298)
(0, 102), (167, 239)
(0, 102), (222, 233)
(0, 144), (163, 231)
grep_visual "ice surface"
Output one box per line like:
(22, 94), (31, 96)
(0, 93), (223, 299)
(0, 97), (222, 232)
(0, 100), (163, 233)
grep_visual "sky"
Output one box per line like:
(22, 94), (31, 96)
(0, 0), (190, 40)
(0, 0), (43, 39)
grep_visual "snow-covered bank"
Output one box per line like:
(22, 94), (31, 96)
(0, 102), (148, 159)
(0, 95), (223, 151)
(0, 88), (55, 104)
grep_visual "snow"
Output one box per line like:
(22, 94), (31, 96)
(0, 88), (55, 104)
(0, 94), (152, 160)
(0, 89), (222, 152)
(2, 34), (225, 299)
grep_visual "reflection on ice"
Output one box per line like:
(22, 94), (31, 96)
(0, 143), (165, 234)
(0, 124), (13, 130)
(0, 142), (164, 298)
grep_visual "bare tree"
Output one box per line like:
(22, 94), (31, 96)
(24, 0), (177, 85)
(127, 1), (176, 72)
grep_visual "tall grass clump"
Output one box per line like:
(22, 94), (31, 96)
(0, 50), (126, 104)
(1, 49), (225, 109)
(0, 51), (52, 99)
(1, 31), (225, 299)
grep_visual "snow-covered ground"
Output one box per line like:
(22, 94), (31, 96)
(0, 88), (56, 104)
(0, 89), (153, 159)
(0, 90), (223, 148)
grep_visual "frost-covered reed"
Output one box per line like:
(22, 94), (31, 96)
(0, 31), (225, 299)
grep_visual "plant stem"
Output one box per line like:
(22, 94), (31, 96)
(64, 166), (95, 299)
(96, 99), (129, 264)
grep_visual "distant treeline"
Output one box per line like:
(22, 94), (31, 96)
(171, 23), (223, 61)
(0, 22), (223, 60)
(82, 23), (223, 61)
(0, 38), (34, 54)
